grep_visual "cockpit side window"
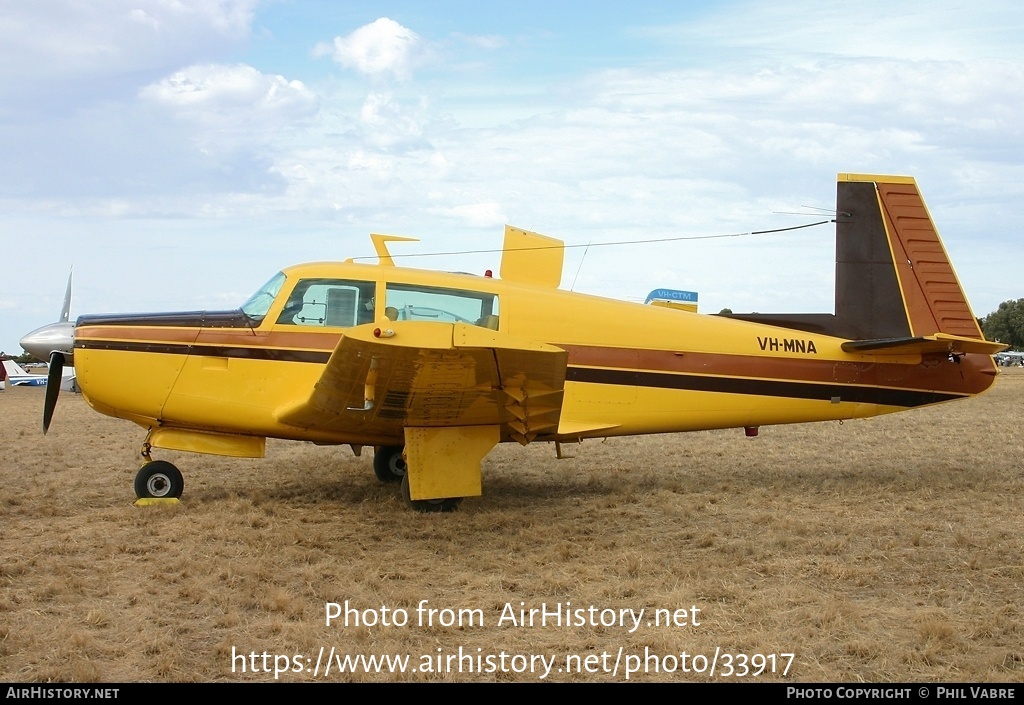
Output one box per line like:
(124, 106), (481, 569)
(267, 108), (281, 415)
(277, 278), (376, 328)
(241, 272), (287, 323)
(385, 283), (499, 329)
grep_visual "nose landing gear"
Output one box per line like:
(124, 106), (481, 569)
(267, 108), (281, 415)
(134, 460), (184, 499)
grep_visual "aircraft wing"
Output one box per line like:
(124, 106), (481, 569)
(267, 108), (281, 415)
(275, 322), (566, 444)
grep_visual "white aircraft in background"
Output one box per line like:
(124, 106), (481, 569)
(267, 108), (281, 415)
(995, 351), (1024, 366)
(1, 358), (78, 391)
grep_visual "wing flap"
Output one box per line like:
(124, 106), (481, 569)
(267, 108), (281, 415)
(275, 322), (566, 442)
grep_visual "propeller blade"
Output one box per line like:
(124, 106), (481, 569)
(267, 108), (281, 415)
(60, 268), (73, 323)
(43, 352), (64, 434)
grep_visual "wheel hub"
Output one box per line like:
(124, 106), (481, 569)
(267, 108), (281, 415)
(146, 474), (171, 497)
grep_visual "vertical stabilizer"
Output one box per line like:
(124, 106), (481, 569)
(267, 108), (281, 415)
(876, 177), (982, 338)
(835, 174), (984, 341)
(3, 359), (29, 378)
(721, 174), (988, 344)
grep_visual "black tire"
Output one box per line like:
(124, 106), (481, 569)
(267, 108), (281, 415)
(134, 460), (184, 499)
(373, 445), (407, 483)
(401, 472), (462, 513)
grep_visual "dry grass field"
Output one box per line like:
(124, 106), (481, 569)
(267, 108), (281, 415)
(1, 369), (1022, 682)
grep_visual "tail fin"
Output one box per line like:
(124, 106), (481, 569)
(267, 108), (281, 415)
(2, 359), (29, 378)
(725, 173), (999, 349)
(834, 173), (983, 340)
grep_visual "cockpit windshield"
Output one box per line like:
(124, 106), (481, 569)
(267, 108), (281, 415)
(241, 272), (286, 323)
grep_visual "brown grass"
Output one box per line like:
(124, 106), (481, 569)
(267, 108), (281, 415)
(1, 369), (1022, 682)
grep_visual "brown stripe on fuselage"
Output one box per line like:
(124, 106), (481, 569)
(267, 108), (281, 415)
(559, 344), (992, 398)
(75, 338), (332, 364)
(76, 325), (341, 352)
(72, 323), (990, 404)
(77, 325), (199, 345)
(198, 328), (340, 350)
(75, 321), (340, 364)
(566, 366), (961, 408)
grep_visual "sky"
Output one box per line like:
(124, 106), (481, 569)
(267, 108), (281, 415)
(2, 0), (1023, 355)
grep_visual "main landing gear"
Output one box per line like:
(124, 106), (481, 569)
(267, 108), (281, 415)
(401, 473), (462, 513)
(134, 460), (184, 499)
(373, 445), (463, 513)
(373, 445), (407, 483)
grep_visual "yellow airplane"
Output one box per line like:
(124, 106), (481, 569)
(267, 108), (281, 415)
(22, 173), (1007, 511)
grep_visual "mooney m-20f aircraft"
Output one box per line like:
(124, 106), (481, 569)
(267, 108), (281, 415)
(21, 174), (1007, 511)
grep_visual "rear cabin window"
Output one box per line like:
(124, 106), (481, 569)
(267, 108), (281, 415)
(384, 284), (499, 329)
(277, 279), (376, 328)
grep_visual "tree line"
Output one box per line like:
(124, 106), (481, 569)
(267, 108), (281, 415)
(981, 299), (1024, 350)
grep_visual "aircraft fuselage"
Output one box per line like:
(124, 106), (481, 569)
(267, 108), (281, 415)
(72, 259), (995, 454)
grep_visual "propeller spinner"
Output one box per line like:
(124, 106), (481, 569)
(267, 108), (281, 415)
(19, 270), (76, 433)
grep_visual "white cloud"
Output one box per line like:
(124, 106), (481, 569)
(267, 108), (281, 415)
(143, 62), (316, 186)
(345, 150), (396, 178)
(643, 0), (1024, 62)
(577, 59), (1024, 170)
(451, 32), (509, 50)
(0, 0), (256, 98)
(315, 18), (426, 80)
(141, 64), (318, 130)
(356, 92), (431, 150)
(4, 4), (1024, 356)
(431, 202), (508, 228)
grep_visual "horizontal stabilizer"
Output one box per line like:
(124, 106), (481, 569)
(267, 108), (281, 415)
(841, 334), (1008, 356)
